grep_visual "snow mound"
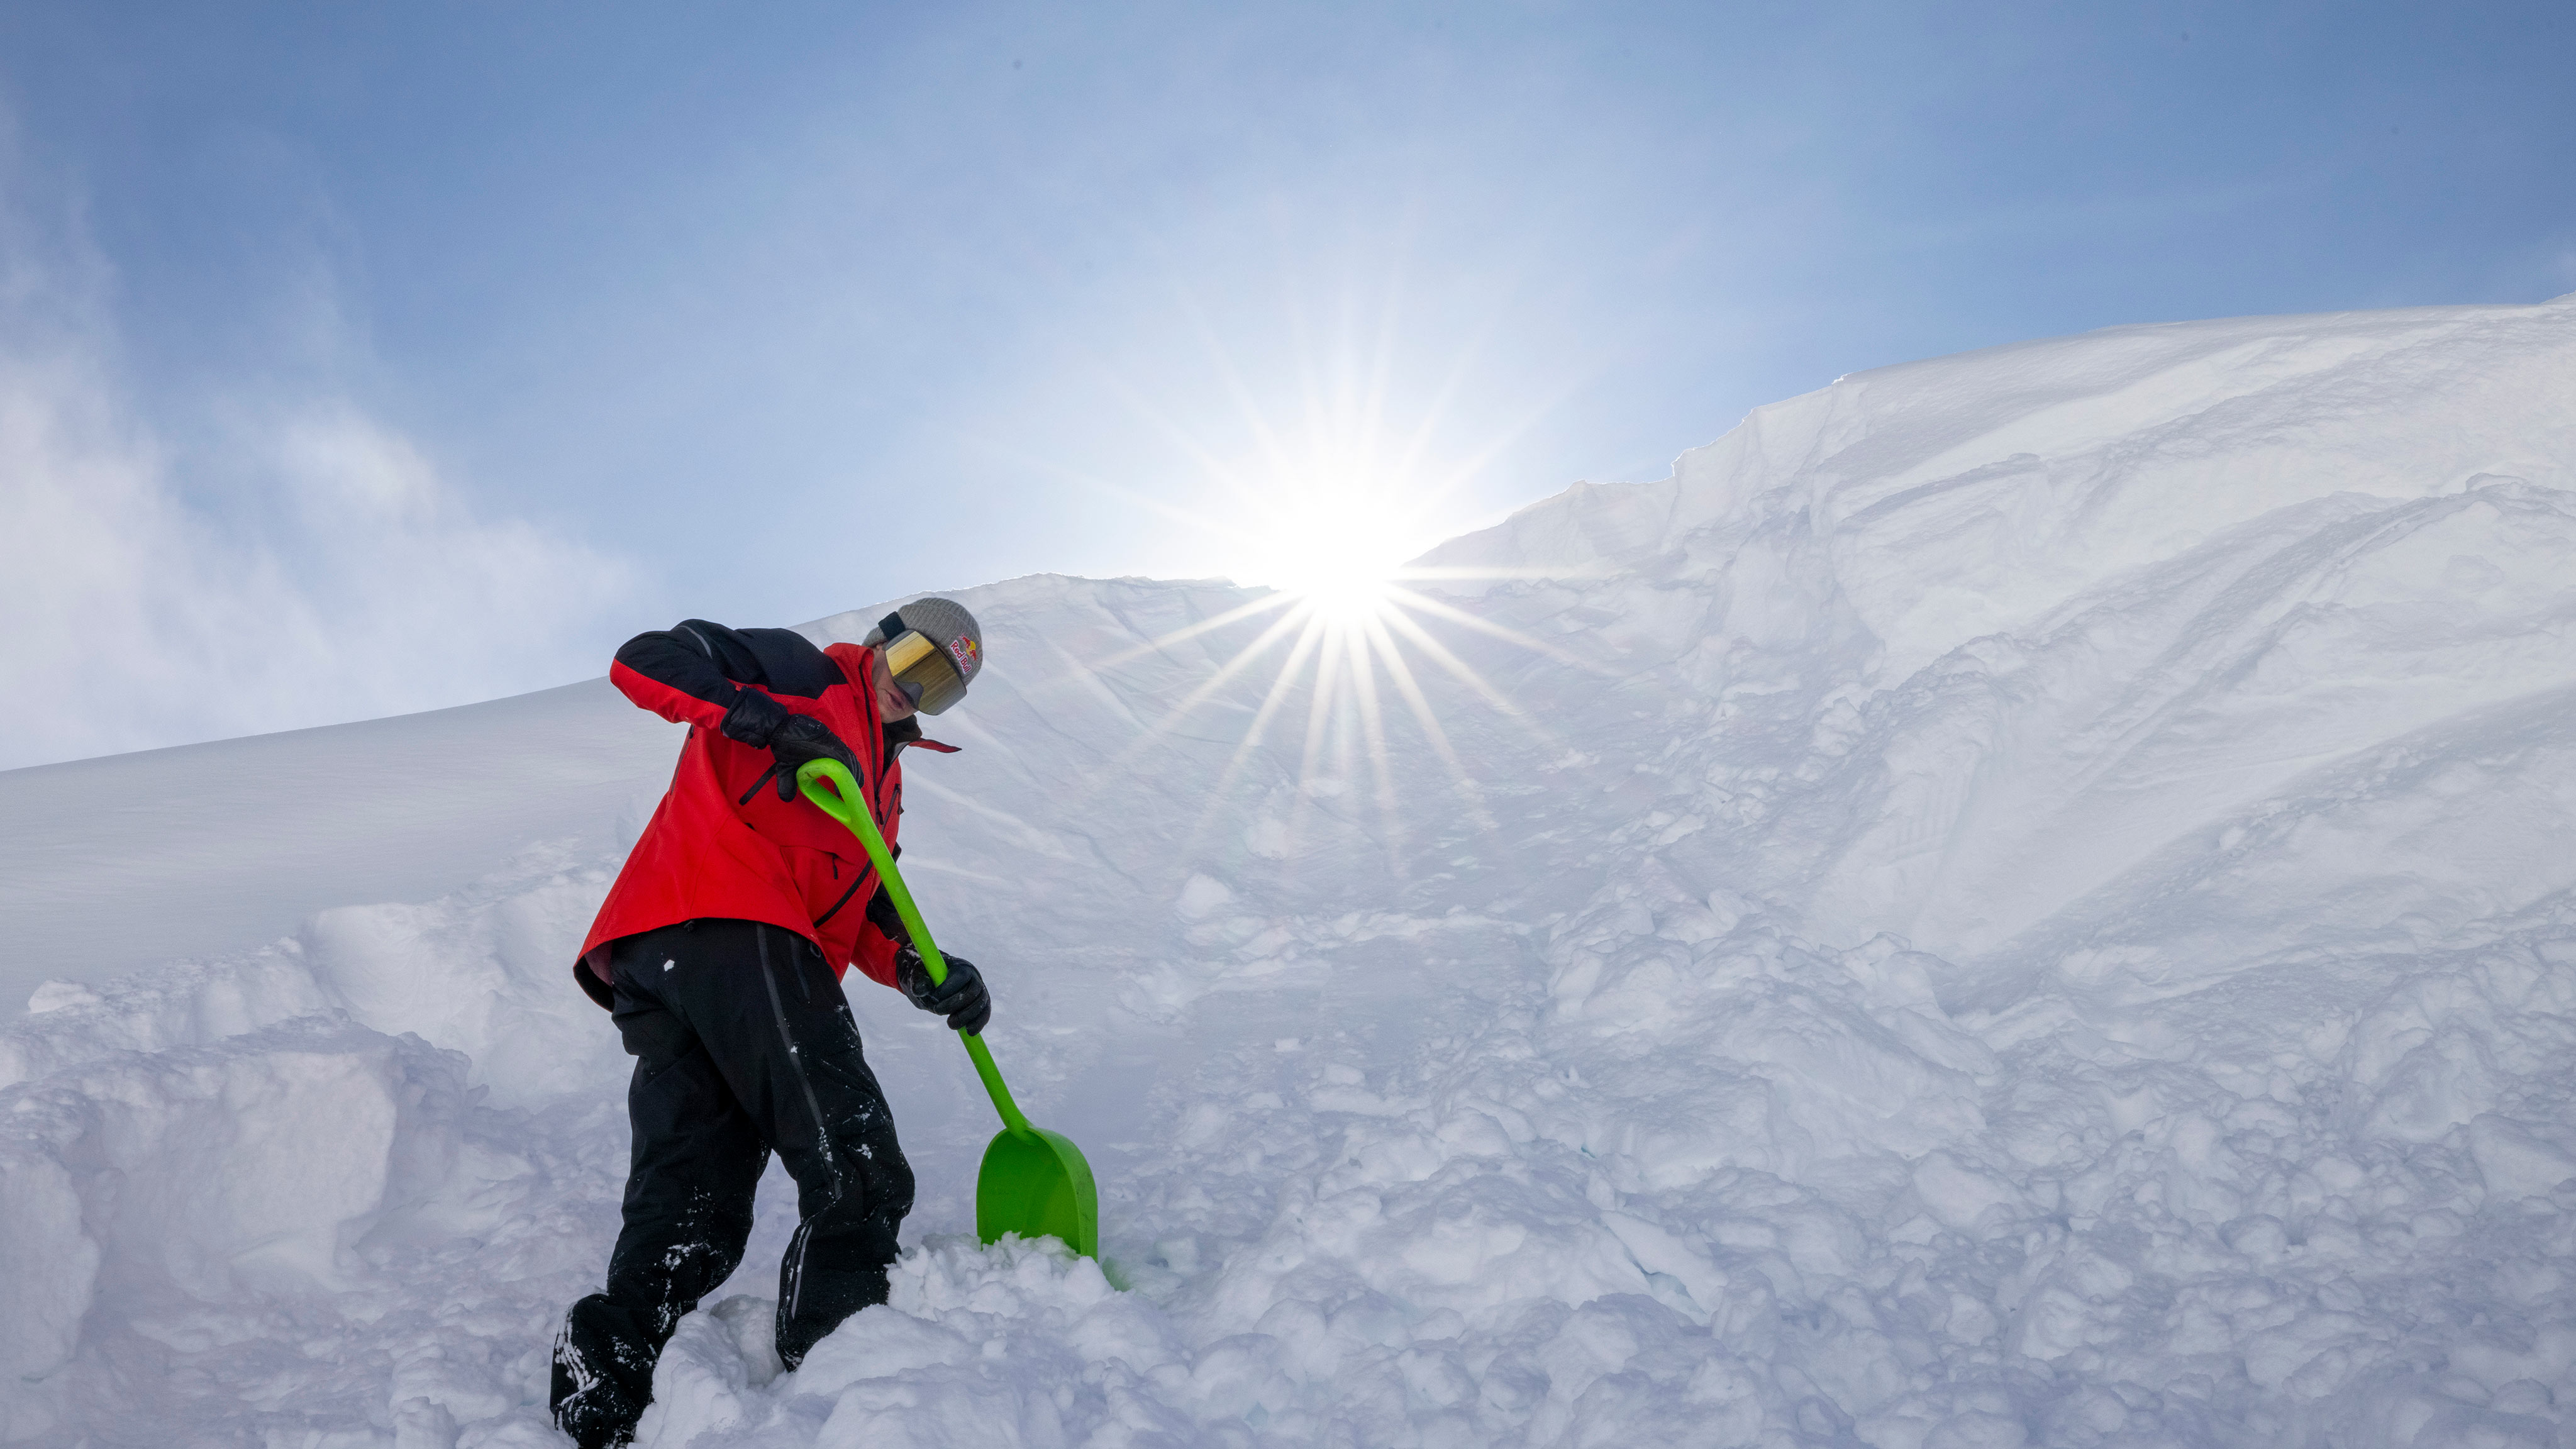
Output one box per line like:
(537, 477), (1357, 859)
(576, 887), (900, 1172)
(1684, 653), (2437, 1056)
(6, 297), (2576, 1446)
(637, 1238), (1170, 1446)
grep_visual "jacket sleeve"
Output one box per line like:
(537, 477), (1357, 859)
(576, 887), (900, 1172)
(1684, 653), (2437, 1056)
(850, 918), (904, 990)
(845, 874), (910, 989)
(608, 621), (767, 733)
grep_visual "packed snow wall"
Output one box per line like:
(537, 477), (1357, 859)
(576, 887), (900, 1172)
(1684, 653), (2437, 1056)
(3, 296), (2575, 1447)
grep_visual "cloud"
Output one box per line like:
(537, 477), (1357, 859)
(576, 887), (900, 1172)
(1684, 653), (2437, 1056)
(0, 199), (636, 771)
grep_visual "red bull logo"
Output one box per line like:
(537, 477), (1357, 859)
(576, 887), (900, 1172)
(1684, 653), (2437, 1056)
(946, 635), (981, 679)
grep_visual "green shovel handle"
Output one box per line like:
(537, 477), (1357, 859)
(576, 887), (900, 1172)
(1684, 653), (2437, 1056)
(796, 757), (1033, 1138)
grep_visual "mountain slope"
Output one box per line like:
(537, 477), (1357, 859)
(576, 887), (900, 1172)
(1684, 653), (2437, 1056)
(0, 681), (677, 1013)
(4, 296), (2575, 1448)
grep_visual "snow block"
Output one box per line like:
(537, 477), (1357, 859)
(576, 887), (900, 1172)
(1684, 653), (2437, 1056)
(2469, 1114), (2576, 1202)
(0, 1148), (97, 1440)
(0, 1013), (492, 1439)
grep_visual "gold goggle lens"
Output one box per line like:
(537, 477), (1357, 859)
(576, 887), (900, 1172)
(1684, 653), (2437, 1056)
(882, 630), (969, 715)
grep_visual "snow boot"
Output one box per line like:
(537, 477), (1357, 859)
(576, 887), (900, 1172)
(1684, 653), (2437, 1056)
(551, 1297), (654, 1448)
(774, 1255), (892, 1369)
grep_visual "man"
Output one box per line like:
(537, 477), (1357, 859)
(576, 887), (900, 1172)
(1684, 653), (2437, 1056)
(551, 599), (994, 1449)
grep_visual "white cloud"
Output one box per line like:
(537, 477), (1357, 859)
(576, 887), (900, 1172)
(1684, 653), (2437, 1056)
(0, 249), (636, 772)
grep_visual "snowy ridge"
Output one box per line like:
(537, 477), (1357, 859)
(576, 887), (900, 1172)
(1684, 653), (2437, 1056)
(0, 679), (678, 1007)
(6, 297), (2576, 1446)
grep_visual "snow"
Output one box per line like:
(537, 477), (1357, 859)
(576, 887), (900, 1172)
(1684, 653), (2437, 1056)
(0, 680), (677, 1008)
(4, 296), (2576, 1446)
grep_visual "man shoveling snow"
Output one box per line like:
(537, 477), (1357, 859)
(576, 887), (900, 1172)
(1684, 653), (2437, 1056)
(549, 601), (994, 1449)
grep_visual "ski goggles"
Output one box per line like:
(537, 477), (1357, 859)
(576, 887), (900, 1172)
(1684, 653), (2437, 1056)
(880, 627), (971, 715)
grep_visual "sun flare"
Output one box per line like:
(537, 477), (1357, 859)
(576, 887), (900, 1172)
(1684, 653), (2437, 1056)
(1076, 486), (1591, 873)
(1256, 499), (1409, 624)
(1057, 265), (1599, 868)
(1289, 567), (1394, 623)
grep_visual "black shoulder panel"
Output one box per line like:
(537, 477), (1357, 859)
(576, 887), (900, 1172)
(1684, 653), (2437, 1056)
(671, 620), (767, 686)
(735, 626), (847, 699)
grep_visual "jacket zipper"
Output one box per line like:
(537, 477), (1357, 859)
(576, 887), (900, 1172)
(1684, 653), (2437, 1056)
(813, 868), (867, 928)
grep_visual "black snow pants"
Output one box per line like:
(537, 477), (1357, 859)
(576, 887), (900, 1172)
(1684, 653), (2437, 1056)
(552, 919), (914, 1446)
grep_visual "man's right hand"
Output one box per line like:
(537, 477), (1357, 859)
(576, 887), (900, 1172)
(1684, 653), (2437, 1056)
(896, 947), (992, 1035)
(763, 716), (862, 799)
(721, 691), (861, 800)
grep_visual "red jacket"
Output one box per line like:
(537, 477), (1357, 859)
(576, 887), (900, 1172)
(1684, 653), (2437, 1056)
(580, 620), (926, 994)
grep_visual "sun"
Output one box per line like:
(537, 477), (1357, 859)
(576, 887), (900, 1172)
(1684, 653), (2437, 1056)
(1068, 469), (1591, 874)
(1289, 562), (1394, 623)
(1254, 494), (1409, 623)
(1046, 254), (1601, 868)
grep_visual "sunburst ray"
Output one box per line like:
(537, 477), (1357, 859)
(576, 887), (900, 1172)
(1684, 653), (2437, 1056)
(1357, 608), (1496, 832)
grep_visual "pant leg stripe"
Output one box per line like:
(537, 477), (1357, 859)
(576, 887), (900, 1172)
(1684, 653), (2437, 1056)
(758, 925), (845, 1324)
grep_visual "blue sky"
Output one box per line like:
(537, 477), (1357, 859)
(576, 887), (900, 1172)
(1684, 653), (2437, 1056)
(2, 2), (2571, 766)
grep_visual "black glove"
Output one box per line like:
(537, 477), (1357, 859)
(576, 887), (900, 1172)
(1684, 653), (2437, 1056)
(723, 691), (860, 801)
(895, 947), (991, 1035)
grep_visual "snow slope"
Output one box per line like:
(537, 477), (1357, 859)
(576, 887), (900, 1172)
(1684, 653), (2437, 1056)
(5, 296), (2576, 1448)
(0, 682), (677, 1013)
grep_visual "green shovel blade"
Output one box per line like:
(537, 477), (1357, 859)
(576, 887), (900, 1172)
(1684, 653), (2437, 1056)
(978, 1126), (1099, 1258)
(795, 758), (1101, 1262)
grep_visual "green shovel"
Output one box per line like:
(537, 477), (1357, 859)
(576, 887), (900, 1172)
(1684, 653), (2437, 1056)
(795, 757), (1099, 1260)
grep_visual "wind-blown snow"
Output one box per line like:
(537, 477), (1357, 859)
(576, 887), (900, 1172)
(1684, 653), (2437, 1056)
(5, 297), (2576, 1447)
